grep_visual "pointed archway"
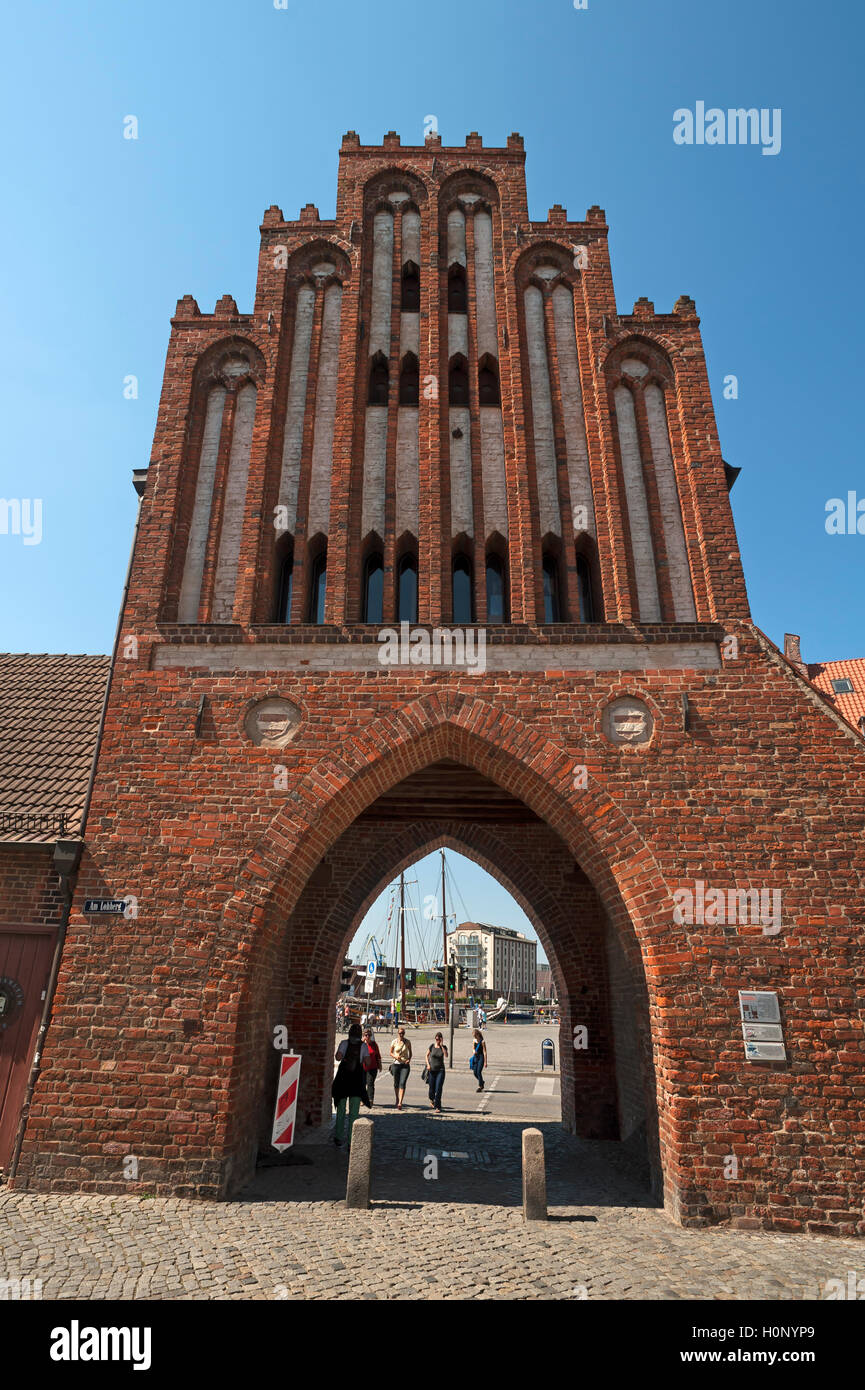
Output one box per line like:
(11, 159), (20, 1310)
(214, 694), (677, 1212)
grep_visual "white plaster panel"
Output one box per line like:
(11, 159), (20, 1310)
(613, 385), (662, 622)
(480, 409), (508, 538)
(212, 382), (257, 622)
(448, 313), (468, 360)
(277, 283), (315, 530)
(401, 208), (420, 265)
(178, 385), (226, 623)
(370, 209), (394, 357)
(449, 405), (474, 538)
(395, 406), (419, 537)
(552, 284), (595, 538)
(400, 312), (420, 358)
(473, 211), (498, 360)
(154, 640), (722, 673)
(622, 358), (649, 377)
(361, 406), (388, 539)
(645, 383), (696, 621)
(447, 208), (466, 267)
(524, 286), (561, 538)
(308, 283), (342, 536)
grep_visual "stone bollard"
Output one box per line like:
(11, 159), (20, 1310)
(521, 1127), (547, 1221)
(345, 1117), (373, 1210)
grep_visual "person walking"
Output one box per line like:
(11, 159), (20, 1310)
(425, 1033), (448, 1112)
(362, 1026), (382, 1105)
(389, 1026), (412, 1110)
(332, 1023), (370, 1147)
(470, 1028), (487, 1091)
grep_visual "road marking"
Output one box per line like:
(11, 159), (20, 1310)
(533, 1077), (556, 1096)
(476, 1075), (500, 1112)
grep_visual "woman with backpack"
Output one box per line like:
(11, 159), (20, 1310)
(470, 1028), (487, 1091)
(362, 1026), (383, 1105)
(332, 1023), (371, 1147)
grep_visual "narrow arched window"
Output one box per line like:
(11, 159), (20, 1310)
(542, 552), (562, 623)
(363, 552), (384, 624)
(368, 353), (389, 406)
(397, 553), (418, 622)
(449, 356), (469, 406)
(478, 357), (500, 406)
(276, 543), (294, 623)
(576, 553), (594, 622)
(308, 550), (327, 623)
(448, 264), (467, 313)
(486, 554), (507, 623)
(452, 553), (474, 623)
(401, 261), (420, 313)
(399, 353), (419, 405)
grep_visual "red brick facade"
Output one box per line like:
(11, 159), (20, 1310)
(10, 133), (865, 1234)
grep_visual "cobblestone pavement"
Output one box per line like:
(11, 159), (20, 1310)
(1, 1112), (861, 1300)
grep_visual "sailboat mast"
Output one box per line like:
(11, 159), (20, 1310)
(440, 848), (448, 1015)
(399, 871), (407, 1019)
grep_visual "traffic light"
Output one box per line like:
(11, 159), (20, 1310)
(340, 961), (354, 991)
(443, 964), (455, 993)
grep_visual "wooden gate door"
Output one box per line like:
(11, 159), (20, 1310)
(0, 927), (56, 1169)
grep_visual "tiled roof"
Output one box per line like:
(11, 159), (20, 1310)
(0, 654), (110, 844)
(807, 657), (865, 733)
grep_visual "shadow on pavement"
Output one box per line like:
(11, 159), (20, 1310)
(238, 1112), (660, 1212)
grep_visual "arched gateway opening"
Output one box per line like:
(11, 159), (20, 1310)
(220, 706), (668, 1209)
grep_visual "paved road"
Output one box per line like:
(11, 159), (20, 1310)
(369, 1057), (560, 1122)
(2, 1101), (861, 1300)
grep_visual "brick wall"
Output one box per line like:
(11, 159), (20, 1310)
(11, 134), (865, 1235)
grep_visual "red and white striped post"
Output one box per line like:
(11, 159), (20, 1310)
(271, 1053), (301, 1150)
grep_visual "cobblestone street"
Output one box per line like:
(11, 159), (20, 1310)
(2, 1108), (861, 1301)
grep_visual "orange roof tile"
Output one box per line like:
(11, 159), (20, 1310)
(807, 657), (865, 733)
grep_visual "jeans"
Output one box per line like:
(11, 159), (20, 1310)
(428, 1067), (445, 1109)
(365, 1069), (378, 1105)
(335, 1095), (361, 1145)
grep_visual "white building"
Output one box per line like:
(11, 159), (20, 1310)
(447, 921), (537, 1001)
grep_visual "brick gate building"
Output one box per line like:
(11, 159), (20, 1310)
(7, 130), (865, 1233)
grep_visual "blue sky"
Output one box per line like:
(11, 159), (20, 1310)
(1, 0), (861, 660)
(1, 1), (861, 944)
(346, 849), (540, 968)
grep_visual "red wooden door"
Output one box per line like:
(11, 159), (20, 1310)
(0, 929), (56, 1170)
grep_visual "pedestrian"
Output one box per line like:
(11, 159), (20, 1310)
(332, 1023), (370, 1147)
(362, 1026), (382, 1105)
(425, 1032), (448, 1112)
(389, 1025), (412, 1110)
(470, 1028), (487, 1091)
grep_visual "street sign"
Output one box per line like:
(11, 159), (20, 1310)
(742, 1022), (783, 1042)
(743, 1040), (787, 1062)
(367, 960), (377, 976)
(738, 990), (780, 1024)
(83, 899), (127, 915)
(271, 1053), (301, 1150)
(363, 975), (374, 994)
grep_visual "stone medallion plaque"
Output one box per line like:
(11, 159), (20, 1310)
(603, 696), (654, 746)
(244, 697), (301, 748)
